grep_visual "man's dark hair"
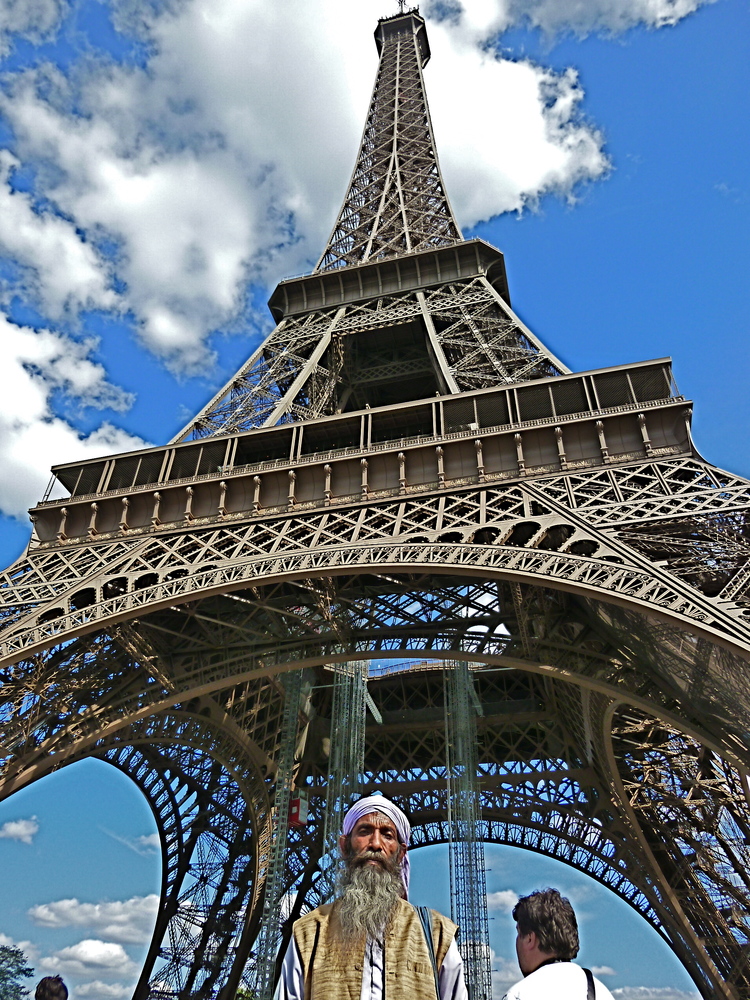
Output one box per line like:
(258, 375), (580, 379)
(512, 888), (579, 960)
(35, 976), (68, 1000)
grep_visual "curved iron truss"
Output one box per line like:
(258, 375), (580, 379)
(2, 547), (750, 995)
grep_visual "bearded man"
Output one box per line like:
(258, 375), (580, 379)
(275, 794), (467, 1000)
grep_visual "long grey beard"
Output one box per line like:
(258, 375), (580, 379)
(335, 852), (403, 942)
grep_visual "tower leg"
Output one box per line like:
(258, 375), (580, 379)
(102, 730), (267, 1000)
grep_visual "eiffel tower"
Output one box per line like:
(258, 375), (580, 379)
(2, 8), (750, 1000)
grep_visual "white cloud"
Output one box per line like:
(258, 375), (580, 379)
(0, 0), (612, 375)
(424, 0), (716, 37)
(486, 889), (518, 912)
(612, 989), (701, 1000)
(592, 965), (616, 976)
(0, 311), (143, 520)
(135, 833), (159, 852)
(490, 949), (523, 994)
(75, 982), (134, 1000)
(0, 815), (39, 844)
(509, 0), (716, 35)
(0, 0), (68, 58)
(29, 894), (159, 945)
(100, 827), (160, 856)
(39, 938), (137, 978)
(0, 150), (117, 318)
(0, 930), (38, 961)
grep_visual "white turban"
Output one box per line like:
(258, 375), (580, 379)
(341, 794), (411, 897)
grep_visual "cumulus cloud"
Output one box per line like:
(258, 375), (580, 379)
(0, 815), (39, 844)
(0, 150), (117, 318)
(490, 949), (523, 994)
(135, 833), (159, 852)
(0, 312), (143, 519)
(592, 965), (616, 976)
(0, 0), (68, 58)
(486, 889), (518, 912)
(0, 931), (37, 960)
(519, 0), (717, 35)
(75, 982), (134, 1000)
(612, 989), (701, 1000)
(425, 0), (716, 39)
(38, 938), (137, 978)
(0, 0), (612, 375)
(28, 894), (159, 945)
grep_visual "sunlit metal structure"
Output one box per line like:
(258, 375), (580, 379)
(1, 8), (750, 999)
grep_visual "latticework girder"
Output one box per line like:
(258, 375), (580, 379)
(318, 662), (368, 900)
(316, 12), (461, 271)
(250, 669), (305, 1000)
(444, 661), (492, 1000)
(176, 273), (566, 441)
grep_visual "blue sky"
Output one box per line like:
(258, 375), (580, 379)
(0, 0), (748, 996)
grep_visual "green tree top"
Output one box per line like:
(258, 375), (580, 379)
(0, 945), (34, 1000)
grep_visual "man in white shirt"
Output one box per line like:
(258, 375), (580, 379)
(275, 794), (467, 1000)
(503, 888), (615, 1000)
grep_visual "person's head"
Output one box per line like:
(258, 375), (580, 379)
(35, 977), (68, 1000)
(512, 888), (579, 975)
(335, 794), (410, 940)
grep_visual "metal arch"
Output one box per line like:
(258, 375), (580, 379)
(3, 526), (750, 738)
(283, 664), (750, 998)
(8, 704), (274, 1000)
(8, 456), (750, 664)
(3, 563), (750, 774)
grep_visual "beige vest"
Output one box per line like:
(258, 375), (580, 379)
(293, 898), (457, 1000)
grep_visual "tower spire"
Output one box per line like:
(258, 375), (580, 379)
(316, 10), (462, 271)
(171, 8), (567, 441)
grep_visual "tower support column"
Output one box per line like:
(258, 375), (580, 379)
(317, 661), (369, 901)
(252, 670), (305, 1000)
(444, 661), (492, 1000)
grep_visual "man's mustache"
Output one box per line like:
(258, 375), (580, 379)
(348, 849), (396, 871)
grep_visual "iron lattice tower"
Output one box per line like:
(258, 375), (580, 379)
(1, 10), (750, 999)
